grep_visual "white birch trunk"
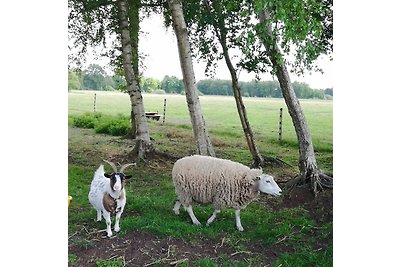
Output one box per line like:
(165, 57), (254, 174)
(168, 0), (215, 157)
(117, 0), (153, 159)
(258, 10), (324, 193)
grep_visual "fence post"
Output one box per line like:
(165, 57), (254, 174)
(278, 107), (283, 143)
(94, 93), (97, 113)
(163, 98), (166, 124)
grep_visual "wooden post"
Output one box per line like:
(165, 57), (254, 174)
(278, 107), (283, 143)
(163, 98), (166, 124)
(94, 93), (97, 113)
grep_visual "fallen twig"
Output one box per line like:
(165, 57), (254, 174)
(68, 231), (79, 240)
(274, 236), (288, 245)
(230, 251), (252, 257)
(169, 258), (188, 266)
(214, 237), (225, 253)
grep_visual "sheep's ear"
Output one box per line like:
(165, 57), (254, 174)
(104, 173), (112, 178)
(124, 175), (132, 179)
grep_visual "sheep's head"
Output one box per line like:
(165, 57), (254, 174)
(257, 174), (282, 196)
(103, 160), (136, 192)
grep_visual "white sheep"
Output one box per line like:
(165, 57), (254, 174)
(172, 155), (282, 231)
(88, 160), (135, 237)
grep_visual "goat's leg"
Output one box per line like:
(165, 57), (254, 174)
(114, 208), (124, 232)
(206, 209), (221, 226)
(102, 210), (113, 237)
(173, 200), (181, 215)
(235, 209), (244, 232)
(185, 205), (201, 225)
(96, 210), (102, 221)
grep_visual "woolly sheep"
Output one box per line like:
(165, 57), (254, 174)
(88, 160), (135, 237)
(172, 155), (282, 231)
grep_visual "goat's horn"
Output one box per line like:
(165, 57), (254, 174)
(103, 160), (118, 173)
(119, 163), (136, 173)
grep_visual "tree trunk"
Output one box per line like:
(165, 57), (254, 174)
(207, 0), (263, 167)
(124, 0), (140, 139)
(220, 40), (264, 167)
(117, 0), (154, 160)
(258, 10), (332, 194)
(167, 0), (215, 157)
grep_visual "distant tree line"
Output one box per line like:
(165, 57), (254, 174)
(197, 79), (332, 99)
(68, 66), (332, 99)
(68, 64), (122, 91)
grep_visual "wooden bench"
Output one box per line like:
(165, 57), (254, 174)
(145, 112), (162, 121)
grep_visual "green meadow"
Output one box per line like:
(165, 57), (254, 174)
(68, 90), (332, 171)
(68, 90), (333, 266)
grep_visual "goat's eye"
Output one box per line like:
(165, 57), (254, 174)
(266, 180), (271, 183)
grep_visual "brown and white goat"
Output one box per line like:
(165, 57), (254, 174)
(88, 160), (135, 237)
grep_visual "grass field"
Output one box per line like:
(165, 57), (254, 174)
(68, 90), (333, 172)
(68, 90), (333, 266)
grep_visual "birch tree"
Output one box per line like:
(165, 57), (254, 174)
(252, 0), (333, 194)
(117, 0), (154, 159)
(181, 0), (266, 166)
(69, 0), (155, 159)
(167, 0), (215, 156)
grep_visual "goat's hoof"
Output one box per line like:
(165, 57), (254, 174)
(114, 226), (120, 232)
(237, 226), (244, 232)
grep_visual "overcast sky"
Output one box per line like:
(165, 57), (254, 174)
(87, 13), (333, 90)
(138, 14), (333, 89)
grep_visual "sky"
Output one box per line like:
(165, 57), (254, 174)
(137, 14), (333, 90)
(87, 13), (333, 90)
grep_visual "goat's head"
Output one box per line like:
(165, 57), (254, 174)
(103, 160), (136, 192)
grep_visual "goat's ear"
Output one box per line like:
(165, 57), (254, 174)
(124, 175), (132, 179)
(104, 173), (112, 178)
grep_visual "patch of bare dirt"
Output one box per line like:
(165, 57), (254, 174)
(283, 187), (332, 225)
(69, 230), (293, 267)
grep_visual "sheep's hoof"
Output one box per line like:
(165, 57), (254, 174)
(114, 226), (120, 232)
(193, 221), (202, 226)
(107, 231), (113, 237)
(237, 226), (244, 232)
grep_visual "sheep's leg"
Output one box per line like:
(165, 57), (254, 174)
(206, 209), (221, 226)
(102, 210), (113, 237)
(235, 209), (244, 232)
(185, 205), (201, 225)
(96, 210), (102, 221)
(173, 200), (181, 215)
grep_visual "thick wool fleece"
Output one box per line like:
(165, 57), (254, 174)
(172, 155), (262, 210)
